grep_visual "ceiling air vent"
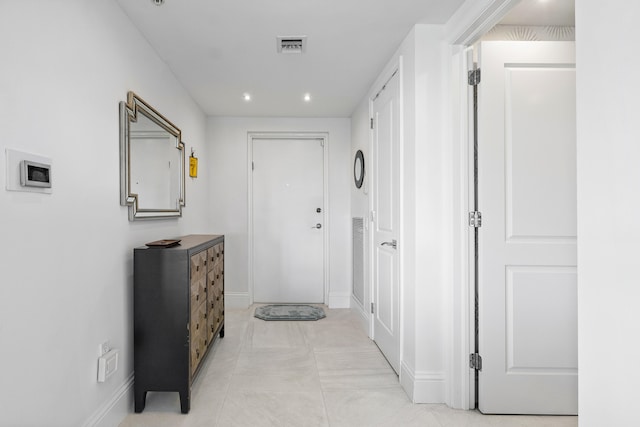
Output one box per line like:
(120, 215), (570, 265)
(277, 36), (307, 54)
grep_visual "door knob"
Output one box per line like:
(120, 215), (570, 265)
(381, 239), (397, 249)
(311, 223), (322, 229)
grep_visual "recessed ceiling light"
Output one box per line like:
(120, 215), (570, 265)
(151, 0), (164, 6)
(243, 93), (252, 101)
(303, 93), (311, 102)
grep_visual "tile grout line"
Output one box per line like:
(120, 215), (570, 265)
(209, 311), (251, 427)
(308, 317), (333, 427)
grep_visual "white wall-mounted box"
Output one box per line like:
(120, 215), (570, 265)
(5, 149), (53, 194)
(97, 349), (118, 383)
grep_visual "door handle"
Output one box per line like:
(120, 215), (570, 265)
(381, 239), (397, 249)
(311, 223), (322, 229)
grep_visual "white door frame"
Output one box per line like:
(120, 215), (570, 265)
(445, 0), (523, 410)
(247, 132), (330, 305)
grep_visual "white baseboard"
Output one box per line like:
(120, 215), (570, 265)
(400, 362), (446, 404)
(351, 295), (370, 335)
(328, 292), (351, 308)
(224, 292), (349, 309)
(82, 373), (134, 427)
(351, 293), (364, 311)
(225, 292), (250, 309)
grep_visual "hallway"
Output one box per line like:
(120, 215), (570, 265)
(120, 307), (578, 426)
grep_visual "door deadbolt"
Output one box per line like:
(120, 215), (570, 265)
(316, 208), (322, 213)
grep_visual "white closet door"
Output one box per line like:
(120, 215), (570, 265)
(477, 41), (577, 414)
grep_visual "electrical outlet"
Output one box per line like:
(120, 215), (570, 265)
(99, 341), (110, 356)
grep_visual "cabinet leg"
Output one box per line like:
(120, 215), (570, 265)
(219, 324), (225, 338)
(134, 390), (147, 413)
(179, 389), (190, 414)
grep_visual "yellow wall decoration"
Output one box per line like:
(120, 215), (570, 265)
(189, 152), (198, 178)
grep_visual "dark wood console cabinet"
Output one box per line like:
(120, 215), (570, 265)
(133, 234), (224, 413)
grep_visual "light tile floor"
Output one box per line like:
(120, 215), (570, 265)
(120, 306), (578, 427)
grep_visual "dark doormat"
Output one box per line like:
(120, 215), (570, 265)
(254, 304), (326, 321)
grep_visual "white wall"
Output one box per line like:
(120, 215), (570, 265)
(0, 1), (207, 426)
(206, 117), (351, 309)
(350, 99), (370, 323)
(350, 25), (451, 403)
(576, 1), (640, 425)
(411, 24), (452, 403)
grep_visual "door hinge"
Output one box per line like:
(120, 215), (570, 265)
(469, 353), (482, 370)
(469, 211), (482, 228)
(468, 69), (481, 86)
(371, 302), (375, 314)
(252, 161), (254, 171)
(370, 118), (374, 129)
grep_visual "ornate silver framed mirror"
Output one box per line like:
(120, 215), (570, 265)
(120, 92), (185, 220)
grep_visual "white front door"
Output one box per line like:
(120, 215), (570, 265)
(252, 137), (325, 303)
(476, 41), (577, 414)
(371, 70), (400, 374)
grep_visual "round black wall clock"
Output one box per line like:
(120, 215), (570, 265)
(354, 149), (365, 189)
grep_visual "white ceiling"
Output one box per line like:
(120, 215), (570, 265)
(115, 0), (574, 118)
(500, 0), (575, 26)
(115, 0), (466, 117)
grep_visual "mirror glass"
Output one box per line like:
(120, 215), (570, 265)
(120, 92), (185, 220)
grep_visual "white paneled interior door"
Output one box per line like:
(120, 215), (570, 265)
(252, 137), (325, 303)
(477, 41), (577, 414)
(371, 70), (400, 374)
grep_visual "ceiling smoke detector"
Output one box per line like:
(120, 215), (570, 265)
(277, 36), (307, 54)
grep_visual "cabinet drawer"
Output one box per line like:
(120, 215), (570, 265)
(209, 279), (223, 309)
(190, 328), (205, 377)
(207, 307), (223, 342)
(190, 277), (206, 309)
(208, 263), (222, 288)
(190, 301), (207, 376)
(207, 270), (214, 293)
(207, 247), (215, 272)
(213, 243), (224, 267)
(208, 287), (223, 341)
(190, 251), (206, 282)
